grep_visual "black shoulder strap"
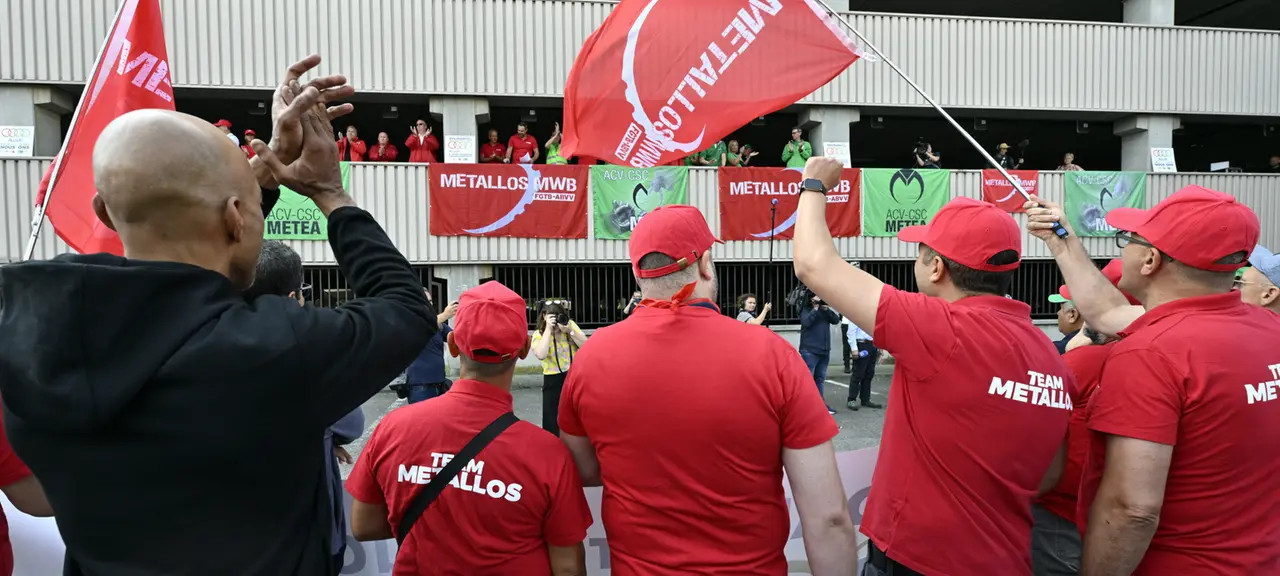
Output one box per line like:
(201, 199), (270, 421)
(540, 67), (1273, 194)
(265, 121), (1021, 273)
(394, 412), (519, 545)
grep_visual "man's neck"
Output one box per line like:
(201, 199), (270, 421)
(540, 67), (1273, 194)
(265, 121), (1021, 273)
(122, 237), (233, 279)
(461, 374), (514, 392)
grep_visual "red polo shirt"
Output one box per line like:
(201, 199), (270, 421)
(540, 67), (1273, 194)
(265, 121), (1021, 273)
(480, 141), (507, 163)
(0, 406), (33, 576)
(1078, 293), (1280, 575)
(558, 304), (837, 575)
(863, 286), (1073, 576)
(347, 380), (592, 576)
(508, 134), (538, 163)
(1036, 343), (1112, 523)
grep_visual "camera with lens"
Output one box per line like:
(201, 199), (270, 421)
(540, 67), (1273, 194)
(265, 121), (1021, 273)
(913, 137), (930, 157)
(556, 310), (571, 326)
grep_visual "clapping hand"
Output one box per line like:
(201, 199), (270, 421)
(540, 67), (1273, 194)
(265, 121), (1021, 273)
(267, 55), (353, 168)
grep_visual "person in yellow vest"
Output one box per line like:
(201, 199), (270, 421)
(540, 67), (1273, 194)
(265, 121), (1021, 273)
(545, 122), (569, 165)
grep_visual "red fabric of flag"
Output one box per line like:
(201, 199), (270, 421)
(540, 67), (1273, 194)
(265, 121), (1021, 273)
(561, 0), (860, 167)
(35, 0), (174, 256)
(980, 169), (1038, 213)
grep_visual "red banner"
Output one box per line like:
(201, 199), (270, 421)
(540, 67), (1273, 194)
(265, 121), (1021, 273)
(980, 169), (1039, 213)
(36, 0), (174, 256)
(718, 167), (861, 240)
(430, 164), (589, 238)
(561, 0), (861, 167)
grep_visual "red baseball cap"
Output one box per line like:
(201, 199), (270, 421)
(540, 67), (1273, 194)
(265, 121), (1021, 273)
(451, 281), (529, 363)
(1050, 259), (1139, 305)
(898, 197), (1021, 272)
(213, 119), (232, 128)
(244, 129), (256, 137)
(1106, 185), (1259, 272)
(629, 205), (722, 279)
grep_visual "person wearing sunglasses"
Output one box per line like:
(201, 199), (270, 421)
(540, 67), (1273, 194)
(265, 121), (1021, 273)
(1026, 186), (1280, 575)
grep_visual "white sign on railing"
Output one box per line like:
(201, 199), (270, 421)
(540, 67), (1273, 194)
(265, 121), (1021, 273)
(823, 142), (852, 168)
(444, 135), (476, 164)
(0, 126), (35, 157)
(5, 447), (878, 576)
(1150, 147), (1177, 173)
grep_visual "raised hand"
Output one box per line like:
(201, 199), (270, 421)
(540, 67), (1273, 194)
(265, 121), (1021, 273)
(802, 156), (844, 192)
(269, 55), (354, 166)
(252, 87), (347, 209)
(1023, 195), (1075, 244)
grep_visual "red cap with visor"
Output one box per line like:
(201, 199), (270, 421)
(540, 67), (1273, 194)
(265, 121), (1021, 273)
(628, 205), (722, 279)
(1106, 185), (1258, 272)
(897, 197), (1022, 272)
(451, 281), (529, 363)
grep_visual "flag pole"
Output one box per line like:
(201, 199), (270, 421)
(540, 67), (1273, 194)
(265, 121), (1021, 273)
(810, 0), (1069, 238)
(23, 0), (132, 261)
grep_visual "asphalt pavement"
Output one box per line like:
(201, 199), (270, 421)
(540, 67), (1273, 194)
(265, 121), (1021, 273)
(340, 365), (893, 479)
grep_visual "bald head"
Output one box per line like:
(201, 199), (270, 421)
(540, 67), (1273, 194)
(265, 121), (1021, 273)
(92, 109), (265, 289)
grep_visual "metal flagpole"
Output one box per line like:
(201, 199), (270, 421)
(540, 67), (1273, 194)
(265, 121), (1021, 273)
(23, 0), (133, 261)
(810, 0), (1070, 238)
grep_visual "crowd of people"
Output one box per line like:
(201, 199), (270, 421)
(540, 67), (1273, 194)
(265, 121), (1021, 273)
(1, 52), (1278, 576)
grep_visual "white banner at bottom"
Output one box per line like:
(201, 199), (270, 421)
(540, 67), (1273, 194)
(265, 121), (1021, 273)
(6, 447), (878, 575)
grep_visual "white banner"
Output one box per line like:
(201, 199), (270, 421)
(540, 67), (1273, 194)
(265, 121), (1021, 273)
(6, 447), (878, 576)
(0, 126), (35, 157)
(444, 135), (476, 164)
(822, 142), (851, 168)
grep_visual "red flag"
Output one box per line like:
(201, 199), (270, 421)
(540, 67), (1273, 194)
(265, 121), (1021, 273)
(429, 164), (589, 239)
(34, 0), (174, 256)
(718, 167), (860, 240)
(561, 0), (860, 167)
(980, 169), (1038, 213)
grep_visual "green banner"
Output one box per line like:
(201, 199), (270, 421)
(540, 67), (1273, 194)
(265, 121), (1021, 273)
(1064, 171), (1147, 237)
(590, 166), (689, 239)
(861, 169), (950, 237)
(265, 162), (351, 240)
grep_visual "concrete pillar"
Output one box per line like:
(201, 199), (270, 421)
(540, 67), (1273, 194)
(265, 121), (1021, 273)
(1114, 115), (1180, 171)
(0, 85), (75, 156)
(798, 106), (860, 158)
(428, 96), (489, 163)
(1123, 0), (1175, 26)
(432, 264), (493, 303)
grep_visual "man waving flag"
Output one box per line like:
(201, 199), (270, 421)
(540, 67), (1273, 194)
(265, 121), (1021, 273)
(561, 0), (861, 167)
(28, 0), (174, 258)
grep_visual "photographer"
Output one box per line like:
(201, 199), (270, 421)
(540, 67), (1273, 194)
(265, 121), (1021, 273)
(622, 290), (642, 317)
(912, 139), (941, 169)
(799, 293), (841, 415)
(532, 300), (587, 435)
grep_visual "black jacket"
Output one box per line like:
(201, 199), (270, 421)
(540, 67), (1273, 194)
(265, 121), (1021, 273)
(0, 202), (435, 575)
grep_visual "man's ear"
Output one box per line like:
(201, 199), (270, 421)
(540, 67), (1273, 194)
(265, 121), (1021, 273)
(1141, 247), (1165, 277)
(926, 253), (946, 285)
(1264, 285), (1280, 307)
(698, 251), (714, 281)
(446, 332), (461, 358)
(224, 197), (245, 243)
(518, 335), (532, 360)
(92, 194), (117, 231)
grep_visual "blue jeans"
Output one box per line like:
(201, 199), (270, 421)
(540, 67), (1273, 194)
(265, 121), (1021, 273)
(407, 383), (440, 404)
(800, 350), (829, 399)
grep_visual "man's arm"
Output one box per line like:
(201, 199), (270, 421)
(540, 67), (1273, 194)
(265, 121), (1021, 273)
(560, 433), (601, 487)
(548, 543), (587, 576)
(1037, 441), (1067, 496)
(784, 442), (857, 576)
(1, 475), (53, 517)
(781, 143), (794, 163)
(252, 107), (435, 426)
(1082, 435), (1172, 576)
(794, 157), (884, 332)
(823, 307), (840, 324)
(329, 406), (366, 446)
(350, 498), (394, 541)
(801, 141), (813, 162)
(1025, 198), (1143, 336)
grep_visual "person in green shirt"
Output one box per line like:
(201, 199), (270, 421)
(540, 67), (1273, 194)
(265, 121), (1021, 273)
(686, 140), (727, 167)
(727, 140), (759, 167)
(782, 127), (813, 168)
(545, 121), (568, 165)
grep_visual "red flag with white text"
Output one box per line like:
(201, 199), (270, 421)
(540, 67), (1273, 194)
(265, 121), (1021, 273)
(429, 164), (589, 238)
(718, 167), (860, 240)
(34, 0), (174, 256)
(561, 0), (861, 167)
(980, 169), (1038, 213)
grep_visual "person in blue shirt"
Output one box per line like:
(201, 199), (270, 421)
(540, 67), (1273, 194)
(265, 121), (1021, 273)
(842, 316), (884, 411)
(405, 289), (458, 403)
(799, 294), (841, 415)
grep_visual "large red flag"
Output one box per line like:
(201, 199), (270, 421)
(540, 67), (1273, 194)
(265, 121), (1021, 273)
(561, 0), (860, 167)
(32, 0), (174, 257)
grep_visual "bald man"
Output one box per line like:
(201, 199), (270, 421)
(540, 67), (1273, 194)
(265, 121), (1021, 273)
(0, 57), (436, 576)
